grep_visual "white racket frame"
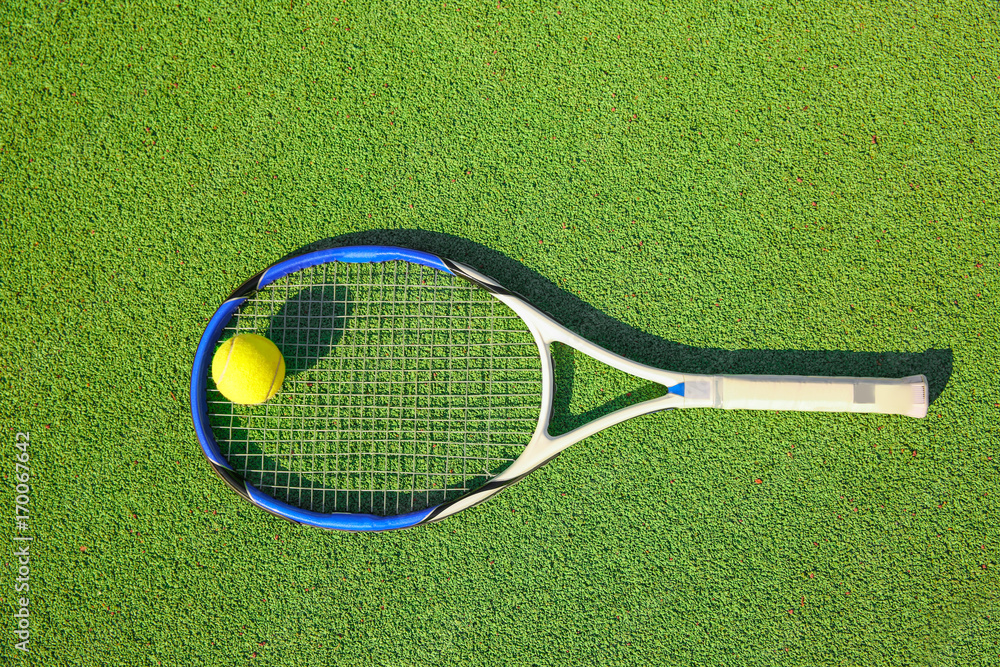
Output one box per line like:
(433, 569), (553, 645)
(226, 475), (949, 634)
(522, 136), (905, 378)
(430, 262), (929, 522)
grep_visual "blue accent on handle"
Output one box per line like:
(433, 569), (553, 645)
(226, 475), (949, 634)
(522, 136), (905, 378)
(670, 382), (685, 397)
(245, 485), (436, 531)
(258, 246), (452, 289)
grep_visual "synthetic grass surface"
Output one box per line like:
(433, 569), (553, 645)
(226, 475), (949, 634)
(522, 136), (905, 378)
(1, 0), (999, 665)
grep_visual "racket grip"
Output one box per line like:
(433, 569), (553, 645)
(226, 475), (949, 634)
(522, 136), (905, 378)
(692, 374), (929, 418)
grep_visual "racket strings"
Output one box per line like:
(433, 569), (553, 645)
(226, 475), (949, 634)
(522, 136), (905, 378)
(207, 260), (542, 516)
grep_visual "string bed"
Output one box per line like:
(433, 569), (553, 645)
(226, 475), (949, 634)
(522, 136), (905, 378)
(207, 260), (542, 516)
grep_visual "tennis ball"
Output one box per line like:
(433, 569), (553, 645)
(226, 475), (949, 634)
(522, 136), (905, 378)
(211, 333), (285, 405)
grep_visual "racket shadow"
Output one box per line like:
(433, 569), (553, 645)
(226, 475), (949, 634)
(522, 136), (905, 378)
(265, 284), (352, 376)
(280, 230), (952, 405)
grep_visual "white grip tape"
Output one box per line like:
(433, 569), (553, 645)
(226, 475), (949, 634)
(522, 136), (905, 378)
(716, 374), (929, 418)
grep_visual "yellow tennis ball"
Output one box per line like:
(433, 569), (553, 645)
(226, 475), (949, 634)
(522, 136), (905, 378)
(211, 334), (285, 405)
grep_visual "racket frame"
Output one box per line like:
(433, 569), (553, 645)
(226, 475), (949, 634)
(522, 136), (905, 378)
(191, 245), (928, 531)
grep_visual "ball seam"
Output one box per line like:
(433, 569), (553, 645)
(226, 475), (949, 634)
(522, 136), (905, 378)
(266, 358), (282, 400)
(216, 338), (236, 385)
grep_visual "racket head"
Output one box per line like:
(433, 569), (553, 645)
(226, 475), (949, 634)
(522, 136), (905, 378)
(190, 246), (547, 531)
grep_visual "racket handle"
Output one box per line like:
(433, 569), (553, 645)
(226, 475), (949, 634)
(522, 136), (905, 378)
(684, 374), (929, 418)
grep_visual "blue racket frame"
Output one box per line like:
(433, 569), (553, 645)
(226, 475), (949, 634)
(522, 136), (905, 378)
(190, 246), (458, 531)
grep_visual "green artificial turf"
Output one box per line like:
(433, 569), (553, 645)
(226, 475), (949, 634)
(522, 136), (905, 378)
(1, 0), (999, 665)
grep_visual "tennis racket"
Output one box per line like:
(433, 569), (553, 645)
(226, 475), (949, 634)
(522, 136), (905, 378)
(190, 245), (929, 531)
